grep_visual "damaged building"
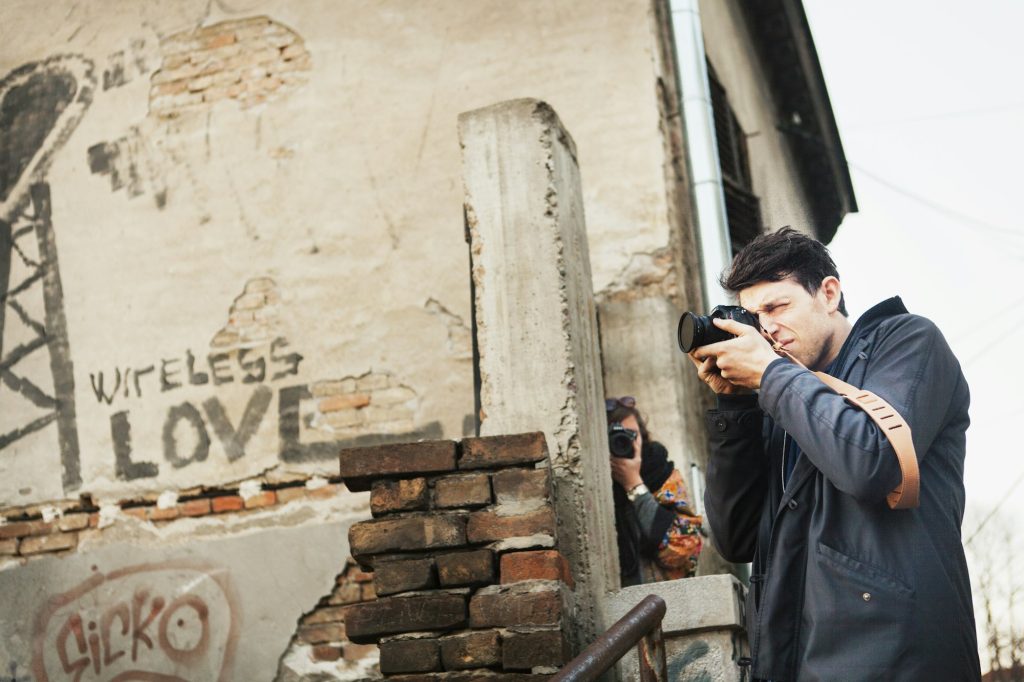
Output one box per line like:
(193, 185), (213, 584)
(0, 0), (854, 679)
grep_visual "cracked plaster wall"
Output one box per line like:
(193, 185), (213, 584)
(0, 0), (685, 512)
(0, 1), (721, 674)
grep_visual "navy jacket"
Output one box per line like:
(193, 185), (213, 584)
(704, 297), (980, 681)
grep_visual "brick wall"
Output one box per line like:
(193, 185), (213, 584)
(0, 474), (343, 559)
(150, 15), (312, 118)
(296, 558), (380, 666)
(335, 432), (574, 680)
(311, 373), (419, 437)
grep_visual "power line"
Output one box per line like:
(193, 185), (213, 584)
(960, 313), (1024, 369)
(951, 294), (1024, 348)
(965, 467), (1024, 546)
(849, 162), (1024, 245)
(845, 101), (1024, 130)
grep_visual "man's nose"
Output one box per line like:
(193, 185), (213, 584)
(759, 313), (779, 335)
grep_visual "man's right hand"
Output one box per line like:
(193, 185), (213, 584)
(688, 353), (754, 395)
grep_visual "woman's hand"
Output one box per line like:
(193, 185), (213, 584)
(610, 437), (644, 491)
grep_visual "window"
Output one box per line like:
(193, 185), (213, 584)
(707, 63), (763, 254)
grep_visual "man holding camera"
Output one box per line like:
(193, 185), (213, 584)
(687, 228), (980, 681)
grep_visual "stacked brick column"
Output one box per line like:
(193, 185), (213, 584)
(340, 432), (573, 680)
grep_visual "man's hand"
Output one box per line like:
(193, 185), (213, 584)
(609, 438), (643, 491)
(689, 318), (778, 391)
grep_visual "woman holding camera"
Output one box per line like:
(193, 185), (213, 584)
(606, 396), (704, 586)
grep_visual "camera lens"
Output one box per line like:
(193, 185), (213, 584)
(609, 431), (635, 458)
(678, 312), (705, 353)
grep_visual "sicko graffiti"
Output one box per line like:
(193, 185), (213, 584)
(33, 563), (237, 682)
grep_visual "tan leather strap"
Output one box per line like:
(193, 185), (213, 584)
(810, 371), (920, 509)
(768, 340), (920, 509)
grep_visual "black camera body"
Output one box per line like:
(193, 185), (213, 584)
(677, 305), (760, 353)
(608, 423), (638, 458)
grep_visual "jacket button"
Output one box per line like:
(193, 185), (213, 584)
(714, 417), (728, 432)
(862, 592), (872, 602)
(787, 499), (798, 510)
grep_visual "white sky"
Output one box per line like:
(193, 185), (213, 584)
(803, 0), (1024, 667)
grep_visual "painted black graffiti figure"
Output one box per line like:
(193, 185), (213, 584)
(0, 55), (95, 492)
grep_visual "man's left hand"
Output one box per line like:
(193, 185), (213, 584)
(691, 318), (779, 390)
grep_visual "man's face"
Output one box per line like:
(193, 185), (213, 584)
(738, 276), (838, 371)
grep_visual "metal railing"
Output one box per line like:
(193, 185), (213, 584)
(551, 594), (668, 682)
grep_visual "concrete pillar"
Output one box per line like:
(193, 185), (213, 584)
(459, 98), (620, 652)
(605, 575), (748, 681)
(598, 297), (734, 577)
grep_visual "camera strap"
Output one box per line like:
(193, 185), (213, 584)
(768, 341), (920, 510)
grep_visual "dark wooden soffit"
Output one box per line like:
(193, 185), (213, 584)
(740, 0), (858, 243)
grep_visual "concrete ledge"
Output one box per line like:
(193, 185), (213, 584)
(603, 575), (745, 635)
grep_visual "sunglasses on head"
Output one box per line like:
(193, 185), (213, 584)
(605, 396), (637, 411)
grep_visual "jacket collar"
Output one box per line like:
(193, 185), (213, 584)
(848, 296), (909, 341)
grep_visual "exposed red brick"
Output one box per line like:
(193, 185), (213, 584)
(88, 513), (101, 528)
(459, 432), (547, 470)
(371, 478), (429, 515)
(379, 638), (441, 674)
(121, 506), (149, 520)
(301, 606), (348, 625)
(434, 473), (492, 509)
(344, 593), (467, 643)
(436, 550), (495, 587)
(361, 582), (377, 600)
(467, 508), (555, 543)
(308, 483), (341, 499)
(20, 532), (77, 555)
(375, 558), (436, 596)
(153, 79), (190, 97)
(297, 623), (347, 644)
(244, 490), (277, 509)
(501, 551), (573, 588)
(339, 441), (457, 491)
(0, 519), (54, 540)
(320, 393), (371, 412)
(349, 515), (467, 558)
(201, 32), (237, 50)
(178, 498), (212, 517)
(350, 567), (375, 583)
(149, 506), (180, 522)
(327, 582), (363, 606)
(502, 629), (570, 670)
(469, 586), (562, 628)
(440, 630), (501, 670)
(492, 468), (550, 505)
(57, 513), (91, 532)
(342, 642), (379, 662)
(311, 644), (342, 662)
(275, 485), (307, 504)
(212, 495), (244, 513)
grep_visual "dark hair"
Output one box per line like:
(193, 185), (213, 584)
(605, 403), (650, 442)
(720, 227), (848, 316)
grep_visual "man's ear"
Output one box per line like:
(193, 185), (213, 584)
(820, 276), (842, 313)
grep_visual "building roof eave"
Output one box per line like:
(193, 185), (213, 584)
(740, 0), (858, 243)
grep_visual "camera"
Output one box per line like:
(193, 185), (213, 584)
(608, 423), (638, 458)
(677, 305), (761, 353)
